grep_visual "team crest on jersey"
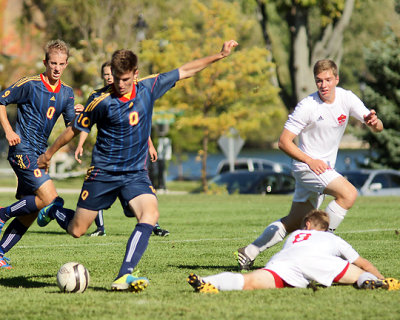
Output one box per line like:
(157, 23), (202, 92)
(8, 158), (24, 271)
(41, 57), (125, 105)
(337, 114), (347, 125)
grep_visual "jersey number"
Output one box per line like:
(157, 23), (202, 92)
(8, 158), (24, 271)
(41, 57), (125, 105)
(47, 106), (56, 119)
(129, 111), (139, 126)
(1, 90), (10, 98)
(292, 232), (311, 243)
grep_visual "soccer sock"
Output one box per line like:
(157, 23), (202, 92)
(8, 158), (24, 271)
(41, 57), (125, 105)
(52, 206), (76, 231)
(202, 272), (245, 291)
(0, 218), (29, 254)
(95, 210), (104, 231)
(247, 220), (287, 259)
(116, 223), (153, 279)
(357, 272), (378, 288)
(325, 200), (348, 232)
(0, 195), (38, 222)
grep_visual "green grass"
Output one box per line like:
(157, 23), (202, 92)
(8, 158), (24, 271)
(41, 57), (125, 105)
(1, 192), (399, 320)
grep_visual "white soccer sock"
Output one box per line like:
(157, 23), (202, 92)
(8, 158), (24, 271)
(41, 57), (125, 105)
(202, 272), (244, 291)
(357, 272), (378, 288)
(325, 200), (348, 232)
(248, 220), (287, 258)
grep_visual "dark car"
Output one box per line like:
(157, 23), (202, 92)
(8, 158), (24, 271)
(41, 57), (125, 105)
(209, 170), (295, 195)
(340, 169), (400, 196)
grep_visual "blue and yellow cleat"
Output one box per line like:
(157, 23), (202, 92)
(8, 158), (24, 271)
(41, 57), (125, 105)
(0, 255), (11, 270)
(187, 273), (219, 293)
(111, 273), (149, 293)
(37, 197), (64, 227)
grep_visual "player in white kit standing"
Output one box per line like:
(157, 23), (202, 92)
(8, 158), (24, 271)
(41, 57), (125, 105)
(237, 59), (384, 270)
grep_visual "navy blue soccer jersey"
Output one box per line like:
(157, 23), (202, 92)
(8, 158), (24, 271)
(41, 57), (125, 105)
(74, 69), (179, 173)
(0, 74), (76, 156)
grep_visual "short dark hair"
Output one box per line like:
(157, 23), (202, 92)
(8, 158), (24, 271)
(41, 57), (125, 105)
(45, 39), (70, 61)
(101, 61), (112, 76)
(111, 50), (138, 75)
(313, 59), (338, 78)
(302, 210), (329, 231)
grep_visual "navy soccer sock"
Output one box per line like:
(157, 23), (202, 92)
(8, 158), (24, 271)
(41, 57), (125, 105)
(0, 218), (29, 254)
(0, 195), (38, 222)
(95, 209), (105, 231)
(116, 223), (153, 279)
(50, 206), (76, 231)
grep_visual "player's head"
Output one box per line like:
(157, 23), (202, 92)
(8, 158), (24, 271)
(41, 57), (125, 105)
(43, 39), (70, 84)
(101, 61), (113, 86)
(111, 49), (139, 95)
(302, 210), (329, 231)
(313, 59), (339, 103)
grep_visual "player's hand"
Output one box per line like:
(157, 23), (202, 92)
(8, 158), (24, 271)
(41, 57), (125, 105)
(364, 109), (379, 127)
(37, 153), (51, 174)
(6, 131), (21, 146)
(307, 159), (330, 175)
(74, 104), (84, 115)
(149, 147), (158, 162)
(220, 40), (239, 57)
(75, 146), (83, 164)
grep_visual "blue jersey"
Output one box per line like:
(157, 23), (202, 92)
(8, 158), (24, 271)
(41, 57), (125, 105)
(0, 74), (75, 156)
(74, 69), (179, 172)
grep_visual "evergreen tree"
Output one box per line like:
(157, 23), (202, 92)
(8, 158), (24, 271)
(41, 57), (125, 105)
(356, 27), (400, 169)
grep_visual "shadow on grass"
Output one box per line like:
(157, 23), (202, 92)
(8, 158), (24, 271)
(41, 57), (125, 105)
(28, 230), (68, 235)
(0, 274), (55, 288)
(175, 264), (239, 272)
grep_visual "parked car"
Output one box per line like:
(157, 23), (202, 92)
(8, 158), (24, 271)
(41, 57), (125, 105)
(340, 169), (400, 196)
(209, 170), (295, 195)
(216, 157), (290, 175)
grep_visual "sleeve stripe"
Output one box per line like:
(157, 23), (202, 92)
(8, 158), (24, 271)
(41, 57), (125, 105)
(12, 75), (41, 88)
(85, 93), (110, 112)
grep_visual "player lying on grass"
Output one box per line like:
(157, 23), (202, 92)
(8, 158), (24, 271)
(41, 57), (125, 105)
(36, 40), (238, 292)
(188, 210), (400, 293)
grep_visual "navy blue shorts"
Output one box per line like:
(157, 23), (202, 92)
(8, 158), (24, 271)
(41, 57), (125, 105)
(77, 167), (156, 211)
(8, 153), (51, 199)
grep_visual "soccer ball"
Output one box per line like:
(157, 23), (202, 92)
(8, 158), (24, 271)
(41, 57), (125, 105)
(56, 262), (90, 293)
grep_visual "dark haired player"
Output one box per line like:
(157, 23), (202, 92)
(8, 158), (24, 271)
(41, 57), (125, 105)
(0, 39), (83, 269)
(36, 40), (238, 291)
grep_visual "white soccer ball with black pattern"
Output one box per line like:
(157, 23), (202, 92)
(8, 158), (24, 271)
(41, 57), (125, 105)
(56, 262), (90, 293)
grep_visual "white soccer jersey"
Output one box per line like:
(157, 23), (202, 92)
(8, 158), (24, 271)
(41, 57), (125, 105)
(284, 87), (370, 170)
(265, 230), (360, 288)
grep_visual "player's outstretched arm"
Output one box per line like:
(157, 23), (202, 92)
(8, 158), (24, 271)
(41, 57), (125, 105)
(38, 125), (80, 173)
(364, 109), (383, 132)
(178, 40), (238, 80)
(353, 256), (384, 279)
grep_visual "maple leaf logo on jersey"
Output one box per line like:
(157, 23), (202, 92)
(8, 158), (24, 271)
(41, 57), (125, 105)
(337, 114), (347, 125)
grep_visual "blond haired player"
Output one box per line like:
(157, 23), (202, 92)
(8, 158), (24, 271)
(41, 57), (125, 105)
(188, 210), (400, 293)
(237, 59), (384, 270)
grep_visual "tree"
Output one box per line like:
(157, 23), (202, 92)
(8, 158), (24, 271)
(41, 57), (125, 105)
(254, 0), (355, 110)
(355, 26), (400, 169)
(140, 0), (287, 190)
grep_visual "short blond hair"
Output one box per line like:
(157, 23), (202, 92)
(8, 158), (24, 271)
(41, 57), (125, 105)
(45, 39), (70, 61)
(302, 210), (330, 231)
(313, 59), (338, 77)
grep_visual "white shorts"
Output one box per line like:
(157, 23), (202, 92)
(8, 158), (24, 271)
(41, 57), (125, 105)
(292, 168), (342, 208)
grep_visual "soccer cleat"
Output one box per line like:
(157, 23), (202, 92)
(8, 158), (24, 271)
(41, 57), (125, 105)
(90, 228), (106, 237)
(361, 278), (400, 291)
(187, 273), (219, 293)
(0, 255), (11, 270)
(111, 273), (149, 293)
(384, 278), (400, 291)
(235, 247), (254, 271)
(153, 226), (170, 237)
(37, 197), (64, 227)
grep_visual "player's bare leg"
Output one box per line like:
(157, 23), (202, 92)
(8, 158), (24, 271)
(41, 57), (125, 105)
(323, 176), (358, 231)
(68, 207), (99, 238)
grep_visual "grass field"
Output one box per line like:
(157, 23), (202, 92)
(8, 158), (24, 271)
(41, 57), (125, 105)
(1, 191), (399, 320)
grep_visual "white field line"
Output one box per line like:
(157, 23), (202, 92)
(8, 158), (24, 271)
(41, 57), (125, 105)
(15, 228), (399, 249)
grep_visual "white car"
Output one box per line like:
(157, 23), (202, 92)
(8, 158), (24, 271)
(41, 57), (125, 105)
(216, 157), (290, 175)
(341, 169), (400, 196)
